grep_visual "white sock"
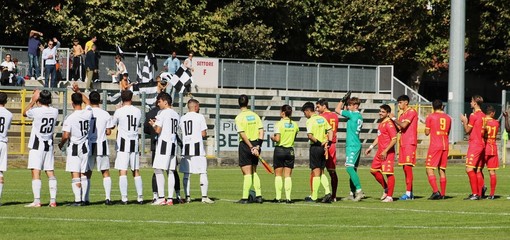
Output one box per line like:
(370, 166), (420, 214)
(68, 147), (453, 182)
(103, 177), (111, 200)
(32, 179), (42, 203)
(183, 173), (190, 197)
(81, 176), (88, 202)
(0, 182), (3, 200)
(49, 177), (57, 203)
(72, 178), (81, 202)
(119, 175), (128, 202)
(200, 173), (209, 197)
(155, 170), (165, 198)
(134, 176), (143, 200)
(167, 171), (175, 199)
(85, 178), (91, 201)
(406, 191), (411, 196)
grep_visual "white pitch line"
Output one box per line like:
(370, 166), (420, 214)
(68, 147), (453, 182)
(0, 216), (507, 230)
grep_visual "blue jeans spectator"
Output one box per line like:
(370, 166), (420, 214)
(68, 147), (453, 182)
(16, 76), (24, 86)
(28, 53), (40, 78)
(44, 64), (56, 88)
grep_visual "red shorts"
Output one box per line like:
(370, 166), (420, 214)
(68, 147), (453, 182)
(398, 144), (416, 166)
(371, 150), (395, 174)
(465, 145), (484, 169)
(325, 143), (337, 170)
(425, 149), (448, 169)
(485, 154), (499, 170)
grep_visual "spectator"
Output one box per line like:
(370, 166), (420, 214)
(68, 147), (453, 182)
(12, 58), (25, 86)
(0, 54), (15, 86)
(163, 51), (180, 75)
(112, 55), (127, 83)
(84, 36), (97, 53)
(71, 38), (85, 81)
(183, 52), (194, 96)
(85, 44), (98, 91)
(42, 38), (60, 88)
(28, 30), (43, 80)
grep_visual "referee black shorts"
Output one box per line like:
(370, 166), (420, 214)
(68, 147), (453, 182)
(309, 145), (326, 169)
(238, 141), (260, 167)
(273, 146), (295, 169)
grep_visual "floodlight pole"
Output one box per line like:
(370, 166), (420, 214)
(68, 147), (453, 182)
(447, 0), (466, 143)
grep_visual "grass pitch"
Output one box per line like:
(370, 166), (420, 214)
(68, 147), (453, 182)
(1, 165), (510, 239)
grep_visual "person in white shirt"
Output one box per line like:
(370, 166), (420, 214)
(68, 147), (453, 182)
(58, 92), (92, 206)
(148, 92), (180, 205)
(1, 54), (16, 85)
(0, 92), (13, 205)
(111, 90), (143, 204)
(179, 99), (213, 204)
(23, 89), (59, 207)
(41, 38), (60, 88)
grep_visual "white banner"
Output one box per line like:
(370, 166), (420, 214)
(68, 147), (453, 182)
(193, 57), (219, 89)
(218, 119), (276, 151)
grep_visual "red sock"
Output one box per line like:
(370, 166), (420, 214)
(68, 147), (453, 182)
(403, 165), (413, 191)
(330, 172), (338, 198)
(371, 171), (387, 189)
(427, 175), (438, 193)
(476, 171), (484, 196)
(309, 172), (314, 194)
(440, 177), (447, 196)
(467, 171), (478, 195)
(490, 174), (497, 196)
(386, 175), (395, 197)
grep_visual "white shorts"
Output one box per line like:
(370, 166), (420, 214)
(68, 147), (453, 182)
(66, 151), (89, 173)
(179, 156), (207, 174)
(115, 152), (140, 171)
(90, 155), (110, 171)
(0, 142), (7, 172)
(153, 154), (177, 171)
(27, 148), (54, 171)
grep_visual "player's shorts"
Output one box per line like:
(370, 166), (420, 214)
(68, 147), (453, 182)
(485, 154), (499, 170)
(0, 142), (7, 172)
(345, 145), (361, 167)
(115, 152), (140, 171)
(65, 142), (89, 173)
(27, 148), (55, 171)
(465, 144), (484, 168)
(398, 144), (416, 166)
(370, 150), (395, 174)
(425, 149), (448, 169)
(273, 146), (295, 169)
(325, 143), (337, 170)
(89, 154), (110, 171)
(309, 145), (326, 170)
(179, 156), (207, 174)
(153, 153), (177, 171)
(238, 141), (260, 167)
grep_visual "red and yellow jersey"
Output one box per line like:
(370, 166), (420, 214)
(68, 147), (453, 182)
(377, 118), (397, 152)
(425, 111), (451, 151)
(321, 110), (339, 142)
(484, 117), (499, 155)
(398, 107), (418, 146)
(468, 109), (486, 146)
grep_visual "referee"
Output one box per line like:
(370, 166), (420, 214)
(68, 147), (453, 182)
(270, 105), (299, 204)
(235, 95), (264, 204)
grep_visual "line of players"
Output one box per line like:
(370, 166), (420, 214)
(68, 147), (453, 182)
(0, 85), (213, 207)
(233, 93), (504, 204)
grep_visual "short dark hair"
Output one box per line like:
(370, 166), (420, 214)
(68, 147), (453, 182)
(71, 93), (83, 105)
(301, 102), (315, 112)
(120, 90), (133, 102)
(89, 91), (101, 105)
(0, 92), (7, 105)
(281, 104), (292, 117)
(238, 94), (249, 108)
(397, 95), (410, 102)
(188, 98), (199, 105)
(39, 90), (52, 105)
(486, 105), (495, 114)
(432, 99), (443, 111)
(472, 95), (483, 106)
(157, 92), (172, 105)
(380, 104), (391, 113)
(122, 73), (129, 78)
(316, 98), (328, 108)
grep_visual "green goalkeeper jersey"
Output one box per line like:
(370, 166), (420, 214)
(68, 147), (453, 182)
(341, 110), (363, 148)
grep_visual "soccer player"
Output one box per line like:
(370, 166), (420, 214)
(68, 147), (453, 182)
(0, 92), (13, 205)
(87, 90), (114, 205)
(234, 94), (264, 204)
(390, 95), (417, 200)
(148, 92), (180, 205)
(365, 104), (397, 202)
(302, 102), (333, 203)
(23, 89), (59, 207)
(315, 99), (339, 201)
(460, 95), (486, 200)
(335, 97), (364, 202)
(112, 90), (143, 204)
(483, 105), (499, 199)
(424, 99), (451, 200)
(270, 104), (299, 204)
(179, 99), (214, 204)
(58, 92), (92, 206)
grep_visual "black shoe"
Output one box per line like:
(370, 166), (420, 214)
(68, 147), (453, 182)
(428, 192), (441, 200)
(481, 186), (487, 198)
(68, 202), (82, 207)
(121, 201), (128, 205)
(82, 201), (90, 206)
(285, 199), (294, 204)
(235, 199), (249, 204)
(105, 199), (112, 205)
(272, 199), (283, 203)
(464, 194), (480, 200)
(255, 196), (263, 204)
(137, 201), (144, 205)
(487, 195), (495, 200)
(438, 195), (446, 200)
(304, 196), (315, 203)
(151, 198), (157, 204)
(321, 193), (332, 203)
